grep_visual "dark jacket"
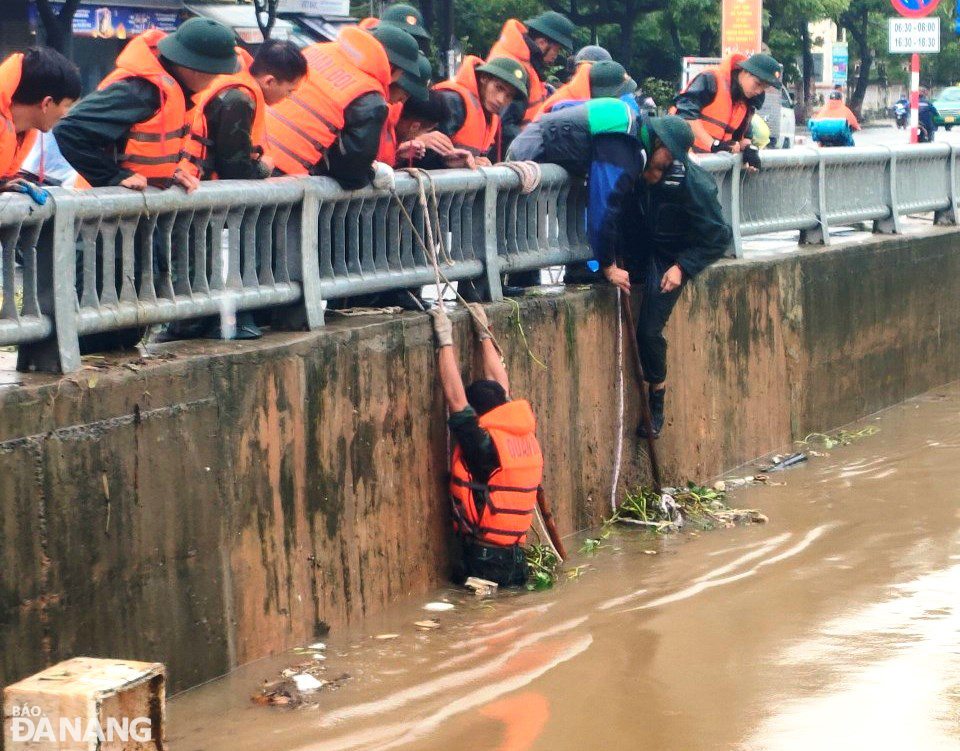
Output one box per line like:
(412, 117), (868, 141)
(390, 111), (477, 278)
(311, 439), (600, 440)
(498, 34), (547, 152)
(202, 87), (271, 180)
(621, 158), (731, 278)
(319, 91), (388, 189)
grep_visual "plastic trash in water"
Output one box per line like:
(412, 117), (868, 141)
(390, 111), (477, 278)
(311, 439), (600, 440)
(292, 673), (324, 693)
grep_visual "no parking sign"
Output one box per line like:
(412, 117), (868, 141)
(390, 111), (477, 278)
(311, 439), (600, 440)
(890, 0), (939, 17)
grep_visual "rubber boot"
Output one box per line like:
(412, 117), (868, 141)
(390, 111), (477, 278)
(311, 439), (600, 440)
(637, 387), (666, 439)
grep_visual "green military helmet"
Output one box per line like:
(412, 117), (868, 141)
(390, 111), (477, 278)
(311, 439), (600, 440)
(523, 11), (576, 51)
(589, 60), (628, 98)
(381, 3), (430, 41)
(157, 17), (238, 74)
(621, 76), (638, 95)
(574, 44), (612, 65)
(475, 56), (529, 98)
(369, 23), (421, 75)
(399, 53), (432, 102)
(645, 115), (695, 162)
(737, 53), (783, 90)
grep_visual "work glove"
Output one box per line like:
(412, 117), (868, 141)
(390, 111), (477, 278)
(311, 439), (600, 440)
(710, 139), (737, 153)
(371, 161), (396, 192)
(430, 307), (453, 348)
(742, 145), (762, 171)
(0, 177), (48, 205)
(468, 303), (492, 341)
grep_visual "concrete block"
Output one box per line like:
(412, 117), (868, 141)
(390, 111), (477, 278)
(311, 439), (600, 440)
(3, 657), (165, 750)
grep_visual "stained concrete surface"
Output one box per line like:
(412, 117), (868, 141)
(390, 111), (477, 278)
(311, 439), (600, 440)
(1, 228), (958, 696)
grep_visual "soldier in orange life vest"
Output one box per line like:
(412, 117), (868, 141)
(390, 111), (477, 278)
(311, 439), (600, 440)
(377, 53), (431, 167)
(536, 60), (629, 119)
(179, 40), (306, 181)
(487, 11), (576, 152)
(55, 18), (238, 192)
(266, 24), (420, 189)
(419, 56), (528, 170)
(0, 47), (80, 188)
(430, 304), (544, 587)
(671, 52), (782, 171)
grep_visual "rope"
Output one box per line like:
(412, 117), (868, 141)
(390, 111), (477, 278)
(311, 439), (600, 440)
(610, 288), (625, 513)
(502, 161), (542, 195)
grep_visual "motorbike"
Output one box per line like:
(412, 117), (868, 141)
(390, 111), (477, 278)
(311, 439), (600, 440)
(893, 101), (908, 129)
(809, 118), (854, 147)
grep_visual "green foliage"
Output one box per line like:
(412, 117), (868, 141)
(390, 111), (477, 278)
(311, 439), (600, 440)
(798, 425), (879, 449)
(606, 482), (766, 531)
(454, 0), (546, 57)
(524, 543), (561, 590)
(640, 77), (677, 107)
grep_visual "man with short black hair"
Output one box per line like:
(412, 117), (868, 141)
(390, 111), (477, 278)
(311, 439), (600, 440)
(1, 47), (80, 183)
(430, 303), (544, 587)
(180, 39), (306, 180)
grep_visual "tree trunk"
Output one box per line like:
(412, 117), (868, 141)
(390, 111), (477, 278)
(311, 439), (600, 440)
(800, 22), (814, 121)
(844, 10), (871, 119)
(36, 0), (81, 56)
(617, 3), (638, 66)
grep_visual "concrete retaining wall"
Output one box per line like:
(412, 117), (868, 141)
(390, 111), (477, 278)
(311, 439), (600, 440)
(1, 229), (958, 695)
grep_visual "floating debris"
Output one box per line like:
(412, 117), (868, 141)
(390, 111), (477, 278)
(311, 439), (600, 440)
(607, 484), (768, 533)
(414, 620), (440, 630)
(524, 544), (561, 591)
(760, 452), (808, 473)
(252, 662), (351, 708)
(465, 576), (498, 598)
(374, 634), (399, 640)
(292, 674), (324, 693)
(423, 602), (455, 612)
(308, 642), (326, 651)
(798, 426), (880, 450)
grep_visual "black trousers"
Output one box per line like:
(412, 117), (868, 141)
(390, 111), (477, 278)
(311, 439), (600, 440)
(627, 256), (686, 386)
(451, 536), (529, 588)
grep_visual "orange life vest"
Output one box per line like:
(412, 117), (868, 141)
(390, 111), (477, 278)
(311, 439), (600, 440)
(814, 98), (860, 129)
(377, 100), (403, 165)
(433, 55), (500, 157)
(0, 53), (39, 180)
(449, 399), (543, 547)
(487, 19), (546, 128)
(179, 48), (268, 179)
(535, 62), (592, 120)
(266, 27), (390, 176)
(672, 53), (749, 153)
(95, 30), (192, 186)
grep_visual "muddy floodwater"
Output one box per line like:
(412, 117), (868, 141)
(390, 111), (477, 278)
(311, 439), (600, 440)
(169, 384), (960, 751)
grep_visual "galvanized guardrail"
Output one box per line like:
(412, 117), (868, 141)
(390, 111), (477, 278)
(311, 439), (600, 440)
(0, 146), (957, 373)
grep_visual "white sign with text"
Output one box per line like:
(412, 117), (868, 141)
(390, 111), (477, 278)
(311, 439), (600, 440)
(888, 17), (941, 53)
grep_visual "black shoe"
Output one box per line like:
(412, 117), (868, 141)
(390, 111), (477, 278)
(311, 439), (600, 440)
(637, 387), (665, 439)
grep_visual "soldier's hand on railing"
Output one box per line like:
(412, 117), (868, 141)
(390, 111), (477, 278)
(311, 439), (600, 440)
(602, 262), (631, 294)
(430, 307), (453, 348)
(173, 169), (200, 193)
(468, 304), (492, 341)
(475, 156), (492, 167)
(119, 173), (148, 191)
(741, 145), (761, 173)
(372, 161), (396, 191)
(397, 140), (427, 160)
(711, 139), (737, 153)
(418, 130), (456, 157)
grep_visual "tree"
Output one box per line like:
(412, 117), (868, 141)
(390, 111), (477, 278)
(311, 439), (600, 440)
(254, 0), (280, 40)
(838, 0), (886, 117)
(34, 0), (82, 56)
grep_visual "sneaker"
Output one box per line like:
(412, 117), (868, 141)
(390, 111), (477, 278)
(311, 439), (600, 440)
(637, 387), (665, 439)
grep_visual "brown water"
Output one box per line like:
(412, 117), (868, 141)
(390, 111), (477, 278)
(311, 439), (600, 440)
(169, 384), (960, 751)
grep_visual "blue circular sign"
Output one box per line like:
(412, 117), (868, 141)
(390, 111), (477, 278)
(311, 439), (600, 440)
(890, 0), (939, 18)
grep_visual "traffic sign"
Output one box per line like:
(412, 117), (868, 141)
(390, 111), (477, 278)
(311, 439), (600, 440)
(890, 0), (940, 17)
(889, 17), (941, 52)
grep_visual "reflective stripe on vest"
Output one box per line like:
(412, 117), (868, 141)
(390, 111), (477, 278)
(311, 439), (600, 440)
(675, 54), (749, 153)
(0, 53), (39, 180)
(266, 34), (386, 175)
(95, 30), (190, 185)
(433, 56), (499, 156)
(449, 400), (543, 547)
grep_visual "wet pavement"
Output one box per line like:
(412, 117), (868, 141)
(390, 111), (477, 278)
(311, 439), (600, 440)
(169, 383), (960, 751)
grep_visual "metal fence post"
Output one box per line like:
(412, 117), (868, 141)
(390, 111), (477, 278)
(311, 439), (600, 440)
(274, 179), (325, 330)
(17, 192), (81, 373)
(729, 157), (744, 257)
(874, 145), (901, 235)
(480, 168), (504, 301)
(935, 142), (959, 225)
(800, 148), (830, 245)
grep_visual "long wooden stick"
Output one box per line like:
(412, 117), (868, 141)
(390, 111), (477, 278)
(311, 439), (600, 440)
(620, 290), (664, 493)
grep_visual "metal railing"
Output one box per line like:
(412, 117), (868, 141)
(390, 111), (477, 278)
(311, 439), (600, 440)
(1, 144), (957, 373)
